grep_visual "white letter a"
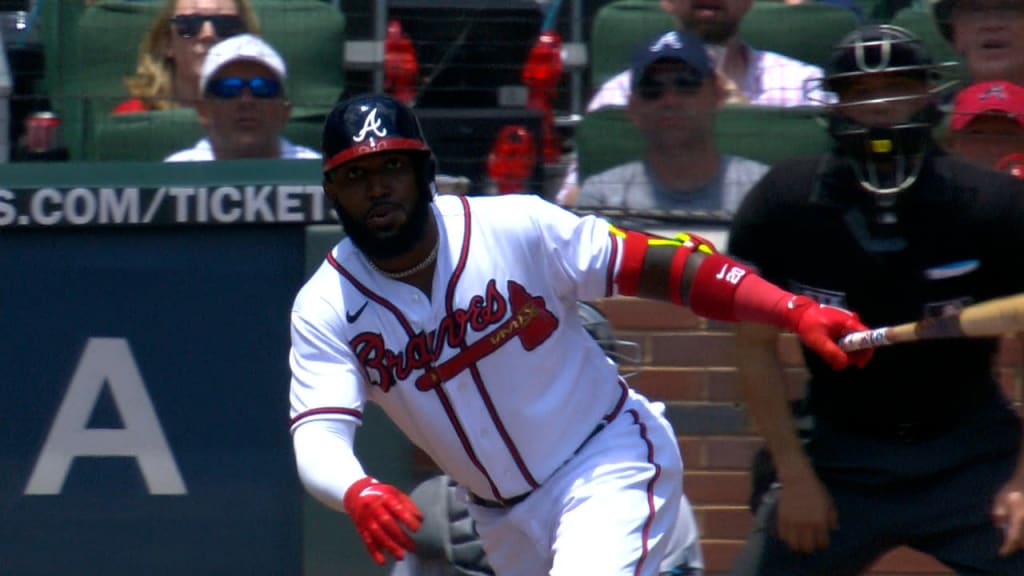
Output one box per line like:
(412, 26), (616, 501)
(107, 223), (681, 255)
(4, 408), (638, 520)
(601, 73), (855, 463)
(25, 338), (187, 495)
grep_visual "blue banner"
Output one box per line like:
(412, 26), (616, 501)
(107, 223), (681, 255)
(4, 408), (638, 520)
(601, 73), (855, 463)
(0, 227), (305, 575)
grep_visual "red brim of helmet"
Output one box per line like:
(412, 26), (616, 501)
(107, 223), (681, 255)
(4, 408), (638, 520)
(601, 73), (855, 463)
(322, 137), (430, 173)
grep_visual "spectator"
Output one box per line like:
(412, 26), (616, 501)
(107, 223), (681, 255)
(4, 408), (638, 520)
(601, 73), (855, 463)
(727, 24), (1024, 576)
(558, 0), (823, 206)
(113, 0), (260, 114)
(577, 31), (769, 216)
(588, 0), (826, 111)
(933, 0), (1024, 86)
(164, 34), (319, 161)
(944, 80), (1024, 168)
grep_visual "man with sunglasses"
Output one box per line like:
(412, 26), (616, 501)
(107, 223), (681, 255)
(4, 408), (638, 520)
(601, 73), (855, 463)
(165, 34), (319, 161)
(556, 0), (824, 206)
(576, 30), (769, 218)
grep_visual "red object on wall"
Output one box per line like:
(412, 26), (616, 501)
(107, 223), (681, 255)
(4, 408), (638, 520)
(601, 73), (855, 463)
(522, 30), (563, 164)
(385, 19), (419, 104)
(487, 124), (538, 194)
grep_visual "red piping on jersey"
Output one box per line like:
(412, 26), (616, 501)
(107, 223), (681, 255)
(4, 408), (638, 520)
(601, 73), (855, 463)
(290, 406), (363, 428)
(327, 250), (418, 337)
(327, 225), (507, 502)
(431, 196), (508, 500)
(449, 196), (540, 497)
(605, 229), (619, 297)
(626, 407), (661, 576)
(605, 379), (629, 423)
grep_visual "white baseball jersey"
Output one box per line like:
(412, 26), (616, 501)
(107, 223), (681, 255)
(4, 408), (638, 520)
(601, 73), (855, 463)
(289, 193), (632, 501)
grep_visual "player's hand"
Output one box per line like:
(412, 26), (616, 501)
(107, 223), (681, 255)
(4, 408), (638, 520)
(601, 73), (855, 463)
(776, 470), (838, 554)
(992, 472), (1024, 557)
(343, 476), (423, 565)
(785, 296), (873, 370)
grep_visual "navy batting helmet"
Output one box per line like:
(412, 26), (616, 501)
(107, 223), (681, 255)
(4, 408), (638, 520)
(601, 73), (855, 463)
(321, 93), (434, 175)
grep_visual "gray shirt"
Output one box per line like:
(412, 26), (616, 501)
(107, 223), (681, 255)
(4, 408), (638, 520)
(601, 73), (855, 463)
(577, 155), (770, 215)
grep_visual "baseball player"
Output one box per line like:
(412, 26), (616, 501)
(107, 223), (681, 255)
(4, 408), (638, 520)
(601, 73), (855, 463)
(288, 93), (872, 575)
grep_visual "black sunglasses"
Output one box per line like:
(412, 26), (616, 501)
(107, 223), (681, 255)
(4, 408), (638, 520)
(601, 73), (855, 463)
(637, 68), (706, 101)
(170, 14), (244, 39)
(205, 76), (283, 100)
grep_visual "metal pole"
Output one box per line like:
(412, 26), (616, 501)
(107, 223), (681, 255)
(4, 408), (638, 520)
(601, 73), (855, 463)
(570, 0), (582, 116)
(372, 0), (386, 93)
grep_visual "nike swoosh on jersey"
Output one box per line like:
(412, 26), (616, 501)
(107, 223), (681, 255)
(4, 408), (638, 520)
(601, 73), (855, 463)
(924, 259), (980, 280)
(346, 301), (369, 323)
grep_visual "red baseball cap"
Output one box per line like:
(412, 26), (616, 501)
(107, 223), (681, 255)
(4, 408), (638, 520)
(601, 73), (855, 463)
(951, 81), (1024, 131)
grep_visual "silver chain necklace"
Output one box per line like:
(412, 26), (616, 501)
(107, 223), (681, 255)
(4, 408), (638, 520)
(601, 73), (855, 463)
(368, 239), (439, 280)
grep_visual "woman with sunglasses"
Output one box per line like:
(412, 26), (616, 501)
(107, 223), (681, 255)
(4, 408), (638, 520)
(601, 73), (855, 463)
(113, 0), (260, 114)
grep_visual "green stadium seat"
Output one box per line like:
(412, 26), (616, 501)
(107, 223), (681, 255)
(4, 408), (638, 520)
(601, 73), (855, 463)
(38, 0), (88, 122)
(589, 0), (673, 88)
(91, 108), (204, 162)
(739, 2), (860, 69)
(253, 0), (346, 111)
(53, 1), (161, 160)
(714, 103), (831, 163)
(575, 104), (831, 182)
(574, 107), (644, 182)
(889, 7), (965, 84)
(91, 107), (326, 162)
(589, 0), (857, 100)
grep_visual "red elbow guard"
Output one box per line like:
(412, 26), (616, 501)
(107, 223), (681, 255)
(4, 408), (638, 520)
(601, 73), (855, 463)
(615, 230), (650, 296)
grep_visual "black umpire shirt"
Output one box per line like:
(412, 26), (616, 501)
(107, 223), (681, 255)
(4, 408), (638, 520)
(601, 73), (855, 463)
(728, 148), (1024, 438)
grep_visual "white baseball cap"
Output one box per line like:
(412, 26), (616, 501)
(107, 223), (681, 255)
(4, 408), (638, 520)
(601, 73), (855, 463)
(200, 34), (287, 94)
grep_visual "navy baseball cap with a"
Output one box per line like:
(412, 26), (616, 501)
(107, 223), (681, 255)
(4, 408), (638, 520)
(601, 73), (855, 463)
(630, 30), (712, 90)
(321, 93), (432, 174)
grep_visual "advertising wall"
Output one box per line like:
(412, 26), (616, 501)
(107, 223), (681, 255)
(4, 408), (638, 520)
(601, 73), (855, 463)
(0, 224), (307, 574)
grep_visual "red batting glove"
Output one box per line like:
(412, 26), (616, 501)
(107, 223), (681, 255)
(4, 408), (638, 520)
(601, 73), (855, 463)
(784, 296), (873, 370)
(343, 476), (423, 565)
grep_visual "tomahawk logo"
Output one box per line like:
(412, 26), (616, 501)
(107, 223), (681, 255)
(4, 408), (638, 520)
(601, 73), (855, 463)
(649, 31), (682, 52)
(979, 84), (1009, 102)
(354, 107), (387, 142)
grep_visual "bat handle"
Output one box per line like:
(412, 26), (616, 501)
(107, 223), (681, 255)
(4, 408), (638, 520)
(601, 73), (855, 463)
(837, 327), (891, 352)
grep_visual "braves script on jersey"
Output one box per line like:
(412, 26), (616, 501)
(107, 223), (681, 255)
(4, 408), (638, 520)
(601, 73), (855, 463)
(289, 194), (631, 501)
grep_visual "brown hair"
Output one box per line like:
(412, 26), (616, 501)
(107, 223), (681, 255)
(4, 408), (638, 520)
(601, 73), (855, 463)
(123, 0), (260, 110)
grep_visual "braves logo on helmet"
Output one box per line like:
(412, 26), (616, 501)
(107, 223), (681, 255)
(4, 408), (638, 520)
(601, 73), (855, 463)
(353, 107), (388, 142)
(322, 94), (433, 173)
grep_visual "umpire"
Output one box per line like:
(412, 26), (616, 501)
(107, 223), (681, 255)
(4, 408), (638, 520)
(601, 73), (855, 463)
(727, 24), (1024, 575)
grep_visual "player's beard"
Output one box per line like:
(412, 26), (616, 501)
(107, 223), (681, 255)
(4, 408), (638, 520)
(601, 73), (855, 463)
(682, 16), (739, 45)
(336, 187), (432, 261)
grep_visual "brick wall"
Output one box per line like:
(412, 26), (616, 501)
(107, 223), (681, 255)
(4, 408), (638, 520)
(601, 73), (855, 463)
(599, 297), (1023, 576)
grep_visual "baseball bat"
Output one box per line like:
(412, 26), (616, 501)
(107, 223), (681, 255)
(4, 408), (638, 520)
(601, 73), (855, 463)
(837, 293), (1024, 351)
